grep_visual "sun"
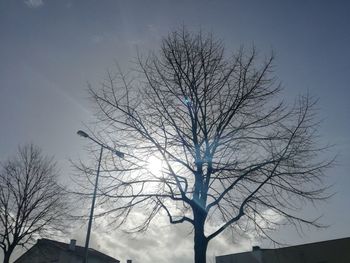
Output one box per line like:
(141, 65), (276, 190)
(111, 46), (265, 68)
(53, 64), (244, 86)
(147, 156), (164, 175)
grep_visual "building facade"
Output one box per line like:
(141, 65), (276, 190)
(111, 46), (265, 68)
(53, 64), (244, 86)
(15, 238), (119, 263)
(216, 237), (350, 263)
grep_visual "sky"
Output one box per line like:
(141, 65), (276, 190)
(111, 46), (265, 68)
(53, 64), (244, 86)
(0, 0), (350, 262)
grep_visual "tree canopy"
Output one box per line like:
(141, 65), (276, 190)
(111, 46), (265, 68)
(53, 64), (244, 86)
(79, 28), (331, 263)
(0, 144), (67, 263)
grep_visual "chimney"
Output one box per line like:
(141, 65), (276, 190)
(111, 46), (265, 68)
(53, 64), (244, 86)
(69, 239), (76, 251)
(252, 246), (263, 263)
(252, 246), (260, 251)
(127, 260), (132, 263)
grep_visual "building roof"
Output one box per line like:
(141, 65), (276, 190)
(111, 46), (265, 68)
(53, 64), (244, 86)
(216, 237), (350, 263)
(15, 238), (119, 263)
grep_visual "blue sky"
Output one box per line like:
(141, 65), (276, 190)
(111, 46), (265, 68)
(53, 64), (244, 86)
(0, 1), (349, 262)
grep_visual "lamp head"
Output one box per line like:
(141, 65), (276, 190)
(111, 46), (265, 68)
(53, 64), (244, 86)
(77, 130), (89, 138)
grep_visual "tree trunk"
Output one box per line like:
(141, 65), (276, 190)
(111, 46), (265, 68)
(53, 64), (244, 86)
(194, 231), (208, 263)
(194, 209), (208, 263)
(3, 252), (11, 263)
(3, 246), (14, 263)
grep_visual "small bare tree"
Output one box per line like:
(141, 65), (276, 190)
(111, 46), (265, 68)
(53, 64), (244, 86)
(80, 29), (331, 263)
(0, 144), (67, 263)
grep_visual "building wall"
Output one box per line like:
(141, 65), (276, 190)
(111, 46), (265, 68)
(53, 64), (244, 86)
(262, 238), (350, 263)
(59, 251), (110, 263)
(216, 250), (262, 263)
(216, 238), (350, 263)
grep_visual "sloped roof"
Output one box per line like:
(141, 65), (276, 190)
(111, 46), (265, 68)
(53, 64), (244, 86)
(16, 238), (119, 263)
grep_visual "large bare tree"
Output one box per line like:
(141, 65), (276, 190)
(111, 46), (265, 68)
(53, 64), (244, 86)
(0, 144), (67, 263)
(80, 29), (331, 263)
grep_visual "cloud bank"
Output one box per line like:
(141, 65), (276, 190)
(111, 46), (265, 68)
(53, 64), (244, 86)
(24, 0), (44, 8)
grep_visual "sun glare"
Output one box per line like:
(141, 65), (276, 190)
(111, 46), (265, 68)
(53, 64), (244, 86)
(147, 156), (164, 175)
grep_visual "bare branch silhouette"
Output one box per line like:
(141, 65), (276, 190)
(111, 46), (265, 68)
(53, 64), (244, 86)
(76, 28), (332, 263)
(0, 144), (68, 263)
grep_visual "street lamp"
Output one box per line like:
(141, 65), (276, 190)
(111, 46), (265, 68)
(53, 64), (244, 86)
(77, 130), (124, 263)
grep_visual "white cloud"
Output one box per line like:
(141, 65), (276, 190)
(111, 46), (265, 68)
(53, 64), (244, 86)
(257, 208), (284, 230)
(6, 209), (272, 263)
(70, 210), (257, 263)
(89, 212), (194, 263)
(24, 0), (44, 8)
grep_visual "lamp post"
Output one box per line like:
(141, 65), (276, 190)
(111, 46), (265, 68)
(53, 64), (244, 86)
(77, 130), (124, 263)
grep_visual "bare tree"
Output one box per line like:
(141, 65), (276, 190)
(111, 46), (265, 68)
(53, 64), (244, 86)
(80, 28), (331, 263)
(0, 144), (67, 263)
